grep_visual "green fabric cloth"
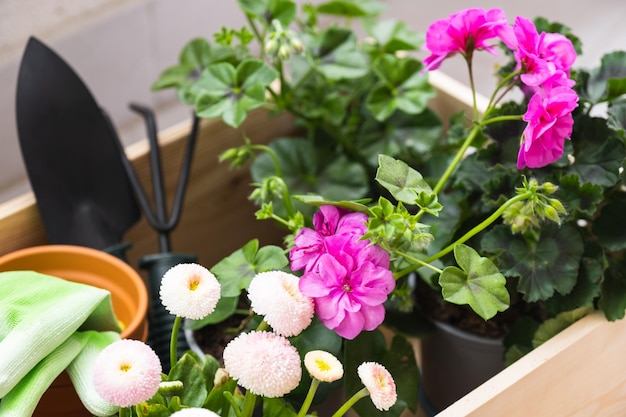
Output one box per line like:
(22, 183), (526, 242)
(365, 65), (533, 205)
(0, 271), (124, 416)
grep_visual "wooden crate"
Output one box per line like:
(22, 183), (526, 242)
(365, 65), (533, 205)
(0, 72), (624, 416)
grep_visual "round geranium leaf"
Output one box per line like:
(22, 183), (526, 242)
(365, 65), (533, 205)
(439, 244), (510, 320)
(481, 223), (584, 302)
(592, 197), (626, 251)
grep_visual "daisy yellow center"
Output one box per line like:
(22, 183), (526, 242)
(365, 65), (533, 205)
(282, 280), (299, 297)
(188, 275), (201, 291)
(315, 359), (331, 372)
(119, 362), (132, 372)
(375, 371), (388, 388)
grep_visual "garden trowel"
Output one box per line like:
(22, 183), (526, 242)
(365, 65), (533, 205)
(15, 37), (140, 259)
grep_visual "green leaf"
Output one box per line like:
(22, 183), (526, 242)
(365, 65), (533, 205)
(210, 240), (288, 298)
(316, 0), (385, 17)
(607, 97), (626, 136)
(136, 402), (171, 417)
(502, 316), (540, 366)
(194, 59), (277, 127)
(568, 115), (625, 187)
(251, 138), (369, 218)
(167, 351), (209, 407)
(543, 254), (603, 316)
(237, 0), (296, 26)
(599, 254), (626, 320)
(592, 196), (626, 251)
(364, 19), (423, 53)
(532, 305), (592, 348)
(555, 174), (604, 217)
(366, 55), (434, 121)
(582, 51), (626, 103)
(262, 397), (298, 416)
(375, 154), (437, 206)
(439, 244), (510, 320)
(481, 224), (584, 302)
(292, 194), (371, 212)
(310, 27), (369, 79)
(238, 59), (280, 88)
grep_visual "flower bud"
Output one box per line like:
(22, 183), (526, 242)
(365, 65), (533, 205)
(158, 380), (184, 397)
(540, 181), (559, 195)
(265, 38), (279, 55)
(278, 44), (291, 59)
(213, 368), (230, 388)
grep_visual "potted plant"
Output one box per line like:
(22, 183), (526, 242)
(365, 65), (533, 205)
(150, 1), (626, 415)
(0, 244), (149, 417)
(3, 1), (626, 416)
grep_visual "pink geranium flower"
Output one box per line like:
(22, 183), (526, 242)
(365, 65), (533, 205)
(298, 235), (395, 340)
(290, 205), (368, 273)
(504, 16), (576, 88)
(518, 86), (579, 169)
(422, 8), (509, 71)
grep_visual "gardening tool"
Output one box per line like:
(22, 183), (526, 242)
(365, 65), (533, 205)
(103, 103), (200, 371)
(15, 37), (140, 260)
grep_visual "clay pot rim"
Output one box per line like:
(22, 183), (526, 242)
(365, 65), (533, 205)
(0, 244), (148, 340)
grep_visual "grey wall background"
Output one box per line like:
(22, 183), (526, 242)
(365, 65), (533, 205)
(1, 0), (624, 202)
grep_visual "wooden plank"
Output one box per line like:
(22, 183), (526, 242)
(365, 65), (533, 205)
(439, 312), (626, 416)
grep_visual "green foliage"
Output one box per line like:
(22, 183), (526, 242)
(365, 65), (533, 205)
(152, 4), (626, 416)
(439, 244), (509, 320)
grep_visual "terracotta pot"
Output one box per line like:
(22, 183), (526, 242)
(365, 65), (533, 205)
(419, 321), (504, 415)
(0, 244), (149, 417)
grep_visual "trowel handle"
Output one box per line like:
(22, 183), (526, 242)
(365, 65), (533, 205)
(103, 242), (133, 263)
(139, 252), (198, 372)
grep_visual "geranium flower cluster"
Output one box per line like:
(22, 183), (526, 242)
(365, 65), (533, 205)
(290, 205), (396, 340)
(422, 8), (579, 169)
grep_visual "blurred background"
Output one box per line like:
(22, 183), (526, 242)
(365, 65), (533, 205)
(1, 0), (624, 203)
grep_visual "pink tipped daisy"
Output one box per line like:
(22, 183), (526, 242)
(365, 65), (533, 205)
(248, 271), (314, 337)
(92, 339), (162, 407)
(159, 263), (221, 320)
(170, 408), (220, 417)
(223, 331), (302, 398)
(357, 362), (397, 411)
(304, 350), (344, 383)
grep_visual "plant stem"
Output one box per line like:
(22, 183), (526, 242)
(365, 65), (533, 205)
(466, 56), (479, 122)
(241, 390), (258, 417)
(251, 144), (282, 177)
(424, 191), (532, 263)
(249, 144), (298, 218)
(432, 122), (481, 195)
(224, 392), (243, 417)
(331, 388), (369, 417)
(394, 251), (443, 276)
(170, 315), (183, 369)
(482, 114), (524, 125)
(296, 378), (320, 417)
(256, 320), (269, 332)
(119, 407), (130, 417)
(246, 15), (264, 59)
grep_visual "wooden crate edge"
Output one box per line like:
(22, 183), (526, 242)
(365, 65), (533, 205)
(439, 311), (626, 416)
